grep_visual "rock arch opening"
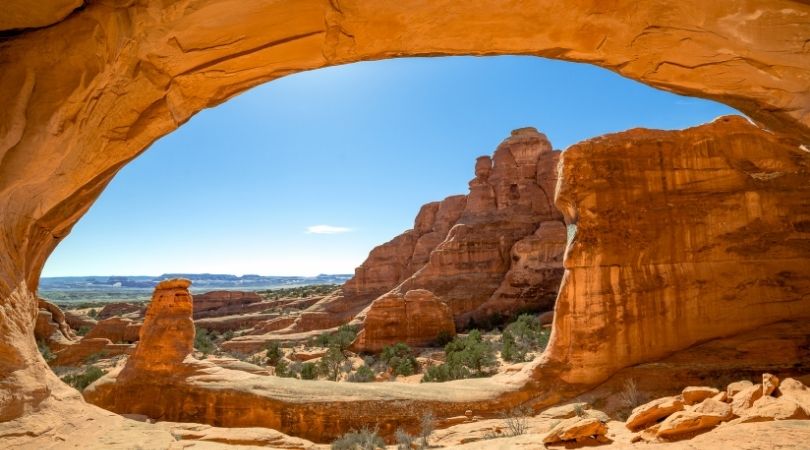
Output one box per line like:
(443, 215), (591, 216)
(2, 1), (810, 446)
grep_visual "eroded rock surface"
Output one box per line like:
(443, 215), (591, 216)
(351, 289), (456, 353)
(34, 299), (76, 350)
(549, 116), (810, 385)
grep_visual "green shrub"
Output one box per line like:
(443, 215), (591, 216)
(37, 340), (55, 363)
(266, 342), (283, 365)
(435, 330), (454, 346)
(380, 343), (418, 376)
(318, 346), (346, 381)
(76, 325), (92, 336)
(194, 327), (216, 355)
(300, 362), (318, 380)
(422, 330), (497, 382)
(61, 366), (106, 391)
(222, 330), (235, 341)
(88, 308), (98, 318)
(348, 365), (375, 383)
(331, 427), (385, 450)
(500, 314), (550, 363)
(274, 358), (291, 377)
(310, 325), (358, 350)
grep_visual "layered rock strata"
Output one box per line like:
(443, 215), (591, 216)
(548, 116), (810, 385)
(34, 299), (76, 350)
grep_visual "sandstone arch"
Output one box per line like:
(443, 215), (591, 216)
(1, 0), (809, 428)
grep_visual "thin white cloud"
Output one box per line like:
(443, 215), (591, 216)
(306, 225), (352, 235)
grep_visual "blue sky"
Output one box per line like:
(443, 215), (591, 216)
(42, 56), (737, 277)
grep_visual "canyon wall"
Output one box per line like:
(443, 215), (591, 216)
(546, 116), (810, 385)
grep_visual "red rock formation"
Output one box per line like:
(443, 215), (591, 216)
(84, 317), (142, 343)
(51, 338), (132, 367)
(34, 299), (76, 350)
(267, 195), (466, 334)
(548, 116), (810, 386)
(97, 302), (145, 320)
(63, 310), (97, 331)
(396, 128), (564, 326)
(193, 290), (266, 319)
(351, 289), (456, 353)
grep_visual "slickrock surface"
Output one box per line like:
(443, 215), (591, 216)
(351, 289), (456, 352)
(2, 0), (809, 427)
(51, 338), (132, 367)
(548, 116), (810, 385)
(96, 302), (144, 320)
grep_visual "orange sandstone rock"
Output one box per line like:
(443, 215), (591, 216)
(84, 317), (141, 343)
(34, 299), (76, 350)
(351, 289), (456, 353)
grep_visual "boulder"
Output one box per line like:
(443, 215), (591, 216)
(351, 289), (456, 353)
(732, 395), (809, 423)
(728, 380), (754, 398)
(762, 373), (780, 397)
(777, 378), (810, 415)
(51, 338), (132, 367)
(543, 417), (608, 444)
(656, 398), (733, 438)
(625, 396), (684, 431)
(731, 384), (764, 416)
(682, 386), (720, 406)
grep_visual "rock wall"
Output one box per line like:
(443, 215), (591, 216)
(34, 299), (76, 350)
(547, 116), (810, 385)
(396, 128), (564, 327)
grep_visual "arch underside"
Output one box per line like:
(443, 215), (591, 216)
(1, 0), (809, 441)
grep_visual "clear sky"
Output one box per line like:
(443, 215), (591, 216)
(42, 56), (737, 277)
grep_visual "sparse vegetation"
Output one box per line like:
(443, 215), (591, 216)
(435, 330), (453, 346)
(258, 284), (341, 301)
(319, 346), (347, 381)
(617, 378), (643, 419)
(331, 427), (385, 450)
(503, 406), (531, 437)
(274, 358), (291, 377)
(61, 366), (106, 391)
(37, 340), (55, 363)
(500, 314), (550, 363)
(194, 326), (216, 355)
(348, 364), (376, 383)
(76, 325), (92, 336)
(310, 324), (358, 350)
(300, 362), (318, 380)
(395, 428), (414, 450)
(265, 342), (283, 365)
(380, 343), (418, 377)
(420, 411), (435, 448)
(422, 330), (497, 382)
(87, 308), (98, 318)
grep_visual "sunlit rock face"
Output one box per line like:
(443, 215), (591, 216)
(351, 289), (456, 353)
(34, 299), (76, 350)
(1, 0), (809, 430)
(548, 116), (810, 385)
(396, 128), (565, 327)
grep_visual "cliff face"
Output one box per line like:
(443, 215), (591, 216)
(396, 128), (565, 327)
(547, 116), (810, 385)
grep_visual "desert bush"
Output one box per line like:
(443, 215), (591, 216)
(500, 314), (550, 363)
(331, 427), (385, 450)
(311, 325), (358, 350)
(194, 327), (216, 355)
(422, 330), (497, 382)
(76, 325), (92, 336)
(503, 406), (531, 437)
(222, 330), (235, 341)
(37, 340), (55, 363)
(300, 362), (318, 380)
(380, 343), (418, 377)
(88, 308), (98, 318)
(435, 329), (453, 346)
(420, 411), (435, 448)
(618, 378), (643, 412)
(318, 346), (346, 381)
(266, 342), (283, 365)
(348, 364), (375, 383)
(395, 428), (414, 450)
(61, 366), (106, 391)
(274, 358), (291, 377)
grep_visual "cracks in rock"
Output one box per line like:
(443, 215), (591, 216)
(174, 30), (326, 78)
(323, 0), (356, 63)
